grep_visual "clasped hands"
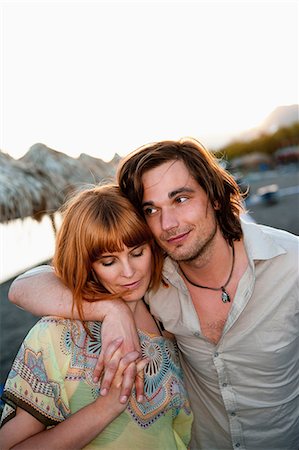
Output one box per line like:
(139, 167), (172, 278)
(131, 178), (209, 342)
(92, 316), (148, 405)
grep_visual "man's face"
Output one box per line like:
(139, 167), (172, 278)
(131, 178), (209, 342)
(141, 160), (218, 262)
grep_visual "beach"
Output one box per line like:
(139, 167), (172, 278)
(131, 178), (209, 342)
(1, 166), (298, 387)
(244, 166), (299, 236)
(0, 270), (42, 385)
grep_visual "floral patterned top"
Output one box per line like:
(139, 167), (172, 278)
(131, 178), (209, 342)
(1, 316), (193, 449)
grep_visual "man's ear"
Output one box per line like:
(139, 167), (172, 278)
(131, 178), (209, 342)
(213, 200), (220, 210)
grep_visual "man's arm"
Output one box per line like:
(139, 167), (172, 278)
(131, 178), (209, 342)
(9, 266), (132, 322)
(8, 266), (144, 401)
(9, 266), (99, 319)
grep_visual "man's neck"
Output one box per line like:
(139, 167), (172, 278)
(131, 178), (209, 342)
(179, 234), (236, 288)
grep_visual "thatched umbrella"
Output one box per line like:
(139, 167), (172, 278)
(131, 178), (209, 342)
(21, 143), (118, 194)
(78, 153), (116, 182)
(1, 144), (119, 231)
(0, 151), (65, 227)
(21, 144), (92, 192)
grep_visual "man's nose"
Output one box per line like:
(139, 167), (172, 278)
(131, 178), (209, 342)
(161, 208), (179, 231)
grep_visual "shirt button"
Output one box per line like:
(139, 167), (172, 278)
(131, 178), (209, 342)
(214, 352), (219, 357)
(235, 444), (240, 448)
(194, 332), (200, 337)
(231, 411), (236, 416)
(222, 383), (227, 387)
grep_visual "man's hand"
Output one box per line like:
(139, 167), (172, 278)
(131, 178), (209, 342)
(95, 350), (149, 415)
(93, 301), (145, 403)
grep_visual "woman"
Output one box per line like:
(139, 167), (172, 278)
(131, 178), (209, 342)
(0, 184), (193, 449)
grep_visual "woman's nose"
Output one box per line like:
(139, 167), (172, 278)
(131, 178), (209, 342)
(121, 261), (135, 278)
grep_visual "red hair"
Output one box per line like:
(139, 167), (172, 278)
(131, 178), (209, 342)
(52, 184), (164, 325)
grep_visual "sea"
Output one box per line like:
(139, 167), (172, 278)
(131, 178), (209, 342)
(0, 213), (62, 284)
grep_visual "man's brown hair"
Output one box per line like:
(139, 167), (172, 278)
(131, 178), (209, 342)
(117, 138), (244, 243)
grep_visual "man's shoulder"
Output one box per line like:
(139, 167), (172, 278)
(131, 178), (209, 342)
(242, 221), (299, 259)
(242, 219), (298, 254)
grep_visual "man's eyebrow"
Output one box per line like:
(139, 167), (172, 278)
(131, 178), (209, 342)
(142, 187), (195, 207)
(168, 187), (195, 198)
(142, 200), (154, 208)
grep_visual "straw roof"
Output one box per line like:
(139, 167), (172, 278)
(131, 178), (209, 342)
(0, 143), (118, 224)
(78, 153), (116, 181)
(0, 150), (65, 223)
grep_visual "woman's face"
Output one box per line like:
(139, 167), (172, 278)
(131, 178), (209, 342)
(92, 243), (152, 303)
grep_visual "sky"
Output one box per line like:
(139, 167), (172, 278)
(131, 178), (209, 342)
(0, 0), (298, 162)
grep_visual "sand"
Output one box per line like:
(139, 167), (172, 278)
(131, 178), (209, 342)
(0, 277), (40, 385)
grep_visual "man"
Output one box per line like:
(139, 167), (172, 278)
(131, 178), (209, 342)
(9, 138), (299, 450)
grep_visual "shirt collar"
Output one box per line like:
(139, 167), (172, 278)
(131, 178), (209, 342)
(241, 218), (286, 261)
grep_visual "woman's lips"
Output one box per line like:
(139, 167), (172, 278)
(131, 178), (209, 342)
(122, 280), (141, 289)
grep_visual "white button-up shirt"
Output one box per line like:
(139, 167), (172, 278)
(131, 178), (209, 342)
(146, 220), (299, 450)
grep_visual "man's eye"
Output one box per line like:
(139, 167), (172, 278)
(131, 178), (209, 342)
(176, 196), (188, 204)
(143, 206), (157, 216)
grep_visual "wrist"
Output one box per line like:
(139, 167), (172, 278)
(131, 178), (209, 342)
(94, 391), (127, 417)
(101, 299), (132, 319)
(80, 298), (130, 322)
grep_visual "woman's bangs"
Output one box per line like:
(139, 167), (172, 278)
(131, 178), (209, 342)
(89, 211), (151, 259)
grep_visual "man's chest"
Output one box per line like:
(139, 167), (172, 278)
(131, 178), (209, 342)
(189, 286), (234, 344)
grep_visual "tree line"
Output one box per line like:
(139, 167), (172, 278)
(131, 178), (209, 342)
(214, 122), (299, 160)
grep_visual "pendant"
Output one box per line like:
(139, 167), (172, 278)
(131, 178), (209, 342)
(221, 288), (230, 303)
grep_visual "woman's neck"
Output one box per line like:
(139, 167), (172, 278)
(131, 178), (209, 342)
(132, 299), (161, 335)
(127, 298), (143, 315)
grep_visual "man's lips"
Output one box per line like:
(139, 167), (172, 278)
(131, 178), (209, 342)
(165, 231), (190, 244)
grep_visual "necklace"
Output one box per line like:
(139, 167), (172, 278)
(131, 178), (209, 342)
(179, 243), (235, 303)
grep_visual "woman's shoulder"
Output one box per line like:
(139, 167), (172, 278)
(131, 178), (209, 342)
(30, 316), (77, 334)
(138, 329), (180, 365)
(27, 317), (102, 345)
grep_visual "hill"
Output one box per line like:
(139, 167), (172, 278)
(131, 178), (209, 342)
(235, 104), (298, 142)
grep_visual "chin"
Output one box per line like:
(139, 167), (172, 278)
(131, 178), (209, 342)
(166, 247), (189, 261)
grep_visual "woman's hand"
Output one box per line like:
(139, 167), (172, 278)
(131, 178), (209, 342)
(96, 350), (149, 416)
(0, 354), (149, 450)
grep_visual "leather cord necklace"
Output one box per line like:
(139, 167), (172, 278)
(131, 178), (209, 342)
(179, 243), (235, 303)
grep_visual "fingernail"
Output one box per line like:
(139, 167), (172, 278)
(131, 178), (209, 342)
(120, 395), (128, 403)
(100, 388), (108, 396)
(137, 395), (144, 403)
(93, 376), (99, 383)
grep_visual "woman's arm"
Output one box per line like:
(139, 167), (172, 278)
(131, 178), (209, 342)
(0, 353), (147, 450)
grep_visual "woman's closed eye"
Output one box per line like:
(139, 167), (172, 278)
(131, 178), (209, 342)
(100, 258), (115, 267)
(131, 248), (144, 258)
